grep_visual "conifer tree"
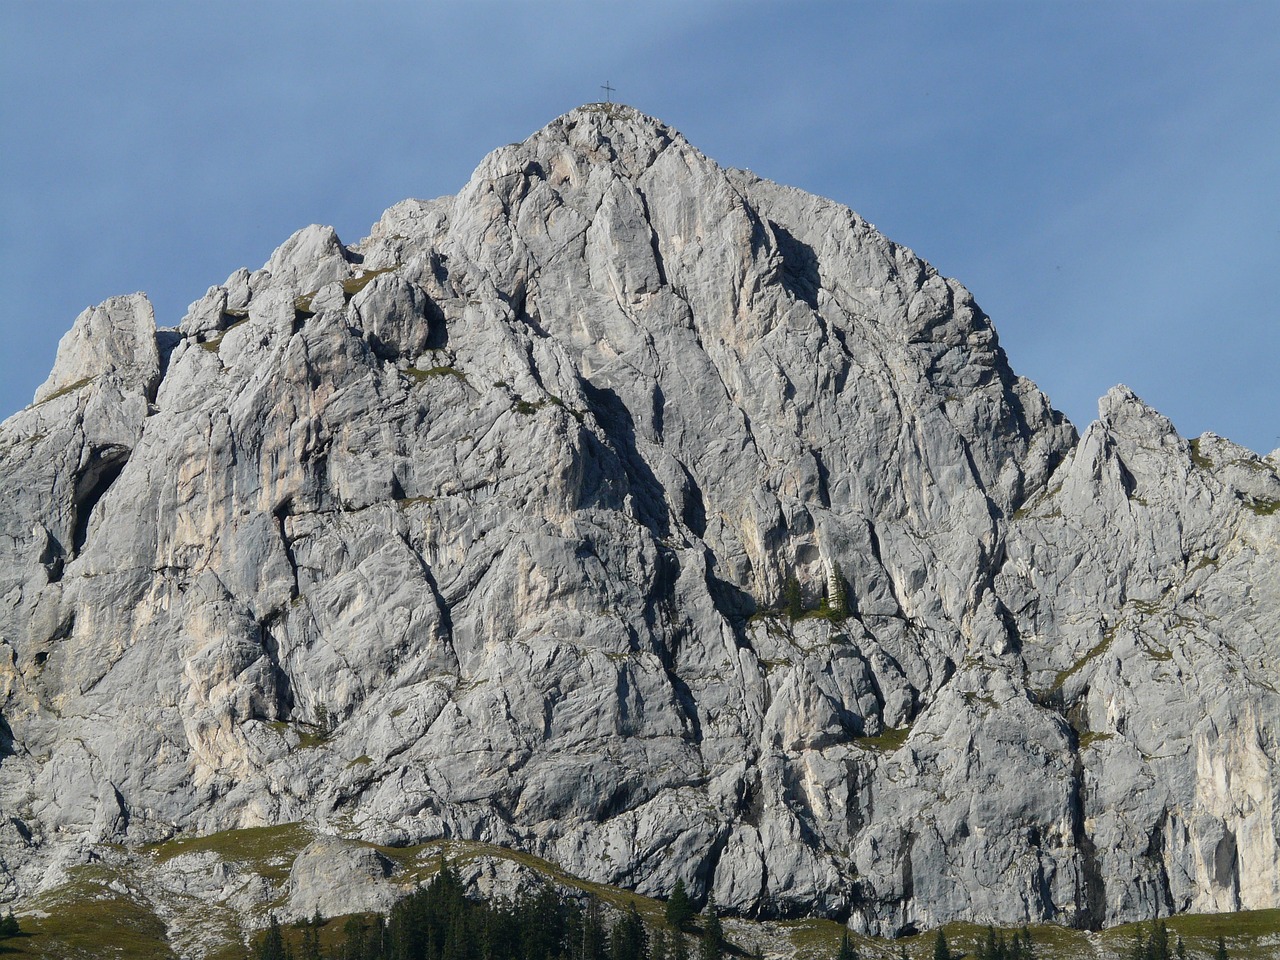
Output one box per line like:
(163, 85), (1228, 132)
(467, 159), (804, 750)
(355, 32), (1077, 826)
(300, 916), (322, 960)
(254, 915), (291, 960)
(340, 915), (368, 960)
(582, 898), (607, 960)
(665, 879), (695, 932)
(977, 925), (1000, 960)
(609, 904), (646, 960)
(698, 896), (724, 960)
(932, 928), (952, 960)
(650, 926), (670, 960)
(835, 929), (857, 960)
(0, 910), (19, 938)
(1128, 928), (1146, 960)
(1126, 920), (1174, 960)
(1151, 920), (1170, 960)
(443, 909), (467, 960)
(1215, 935), (1228, 960)
(785, 575), (804, 621)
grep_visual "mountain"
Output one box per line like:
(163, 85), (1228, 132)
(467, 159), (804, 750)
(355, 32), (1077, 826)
(1, 104), (1277, 942)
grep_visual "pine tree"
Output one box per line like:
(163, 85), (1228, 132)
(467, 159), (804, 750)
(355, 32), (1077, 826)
(443, 908), (468, 960)
(1151, 920), (1170, 960)
(697, 897), (723, 960)
(665, 879), (695, 932)
(650, 926), (670, 960)
(254, 915), (291, 960)
(835, 930), (857, 960)
(300, 916), (322, 960)
(1129, 928), (1147, 960)
(581, 898), (607, 960)
(672, 930), (690, 960)
(609, 904), (646, 960)
(785, 575), (804, 621)
(932, 928), (951, 960)
(340, 916), (368, 960)
(977, 925), (999, 960)
(0, 910), (19, 938)
(1176, 936), (1187, 960)
(1215, 935), (1228, 960)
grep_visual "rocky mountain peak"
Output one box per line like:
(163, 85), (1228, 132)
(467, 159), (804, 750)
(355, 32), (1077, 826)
(535, 102), (680, 155)
(33, 292), (160, 405)
(0, 108), (1276, 943)
(1096, 383), (1182, 445)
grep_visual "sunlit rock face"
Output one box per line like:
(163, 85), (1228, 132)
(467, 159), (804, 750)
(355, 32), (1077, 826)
(1, 104), (1276, 936)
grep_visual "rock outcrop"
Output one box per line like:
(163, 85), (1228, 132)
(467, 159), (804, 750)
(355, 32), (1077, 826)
(0, 104), (1276, 938)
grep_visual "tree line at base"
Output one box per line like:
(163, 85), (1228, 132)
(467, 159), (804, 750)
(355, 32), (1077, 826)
(1121, 920), (1229, 960)
(250, 866), (726, 960)
(248, 867), (1233, 960)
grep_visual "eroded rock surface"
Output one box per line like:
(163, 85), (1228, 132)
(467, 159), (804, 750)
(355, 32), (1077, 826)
(1, 104), (1276, 937)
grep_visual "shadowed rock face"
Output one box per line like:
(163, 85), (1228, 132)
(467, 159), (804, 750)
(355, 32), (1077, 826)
(0, 104), (1276, 936)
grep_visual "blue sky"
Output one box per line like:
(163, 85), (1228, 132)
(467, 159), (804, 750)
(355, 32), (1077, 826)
(2, 1), (1277, 453)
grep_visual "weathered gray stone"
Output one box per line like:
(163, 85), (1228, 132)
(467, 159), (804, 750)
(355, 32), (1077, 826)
(287, 837), (398, 920)
(33, 293), (160, 403)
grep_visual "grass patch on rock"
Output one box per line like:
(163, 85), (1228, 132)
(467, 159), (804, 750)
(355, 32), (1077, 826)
(1052, 631), (1114, 692)
(294, 293), (316, 318)
(1190, 437), (1215, 470)
(34, 377), (92, 405)
(295, 267), (400, 319)
(1011, 483), (1062, 521)
(149, 822), (310, 882)
(341, 266), (397, 297)
(267, 719), (329, 750)
(1190, 554), (1219, 573)
(1244, 496), (1279, 517)
(1078, 730), (1114, 751)
(510, 394), (584, 421)
(406, 366), (467, 385)
(854, 725), (911, 753)
(797, 603), (848, 625)
(396, 495), (435, 508)
(197, 316), (249, 354)
(11, 872), (173, 959)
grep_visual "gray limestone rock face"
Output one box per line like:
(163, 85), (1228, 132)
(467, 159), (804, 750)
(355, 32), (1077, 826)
(0, 104), (1275, 938)
(287, 837), (399, 920)
(33, 293), (161, 404)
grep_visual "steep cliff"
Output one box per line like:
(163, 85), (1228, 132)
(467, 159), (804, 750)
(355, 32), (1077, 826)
(1, 104), (1276, 938)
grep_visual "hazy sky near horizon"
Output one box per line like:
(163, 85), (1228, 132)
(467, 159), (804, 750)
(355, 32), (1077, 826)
(2, 1), (1277, 453)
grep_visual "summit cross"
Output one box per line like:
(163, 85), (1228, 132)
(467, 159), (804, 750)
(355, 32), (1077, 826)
(601, 81), (615, 103)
